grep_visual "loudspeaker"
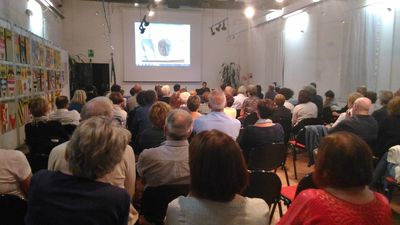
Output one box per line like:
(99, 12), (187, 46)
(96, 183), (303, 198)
(70, 63), (110, 97)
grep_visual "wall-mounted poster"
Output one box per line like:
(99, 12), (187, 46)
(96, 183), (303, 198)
(5, 29), (12, 62)
(7, 67), (15, 97)
(0, 102), (8, 134)
(41, 69), (48, 91)
(32, 40), (40, 66)
(32, 68), (41, 93)
(0, 27), (5, 60)
(17, 98), (30, 127)
(0, 64), (7, 97)
(45, 46), (54, 68)
(39, 43), (45, 67)
(14, 33), (20, 63)
(20, 35), (27, 64)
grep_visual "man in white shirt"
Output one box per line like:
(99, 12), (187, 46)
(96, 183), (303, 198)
(232, 85), (248, 110)
(48, 96), (80, 125)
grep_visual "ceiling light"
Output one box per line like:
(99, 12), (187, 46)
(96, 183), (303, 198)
(134, 3), (139, 7)
(148, 10), (155, 17)
(313, 0), (320, 2)
(265, 9), (283, 21)
(275, 0), (285, 3)
(143, 15), (150, 26)
(155, 0), (162, 2)
(244, 6), (255, 19)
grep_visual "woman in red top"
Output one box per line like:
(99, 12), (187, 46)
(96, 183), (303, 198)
(278, 131), (391, 225)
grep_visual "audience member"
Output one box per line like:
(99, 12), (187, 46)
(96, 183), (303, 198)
(377, 96), (400, 157)
(279, 87), (295, 111)
(194, 90), (241, 139)
(127, 84), (142, 112)
(196, 81), (210, 96)
(25, 97), (69, 155)
(0, 149), (31, 199)
(179, 91), (191, 111)
(187, 95), (202, 120)
(256, 85), (264, 99)
(173, 83), (181, 92)
(232, 85), (247, 110)
(27, 117), (131, 225)
(366, 91), (379, 114)
(292, 89), (318, 126)
(271, 94), (292, 143)
(165, 130), (270, 225)
(264, 85), (277, 100)
(48, 96), (138, 224)
(322, 90), (339, 124)
(239, 84), (259, 119)
(155, 84), (163, 99)
(329, 97), (378, 144)
(303, 85), (323, 117)
(224, 94), (237, 119)
(137, 109), (192, 188)
(49, 96), (80, 125)
(224, 86), (234, 97)
(357, 85), (368, 96)
(331, 92), (363, 127)
(68, 89), (86, 113)
(277, 132), (391, 225)
(159, 85), (171, 104)
(109, 92), (128, 126)
(169, 92), (181, 109)
(85, 85), (98, 101)
(239, 99), (284, 159)
(372, 90), (393, 126)
(137, 101), (171, 154)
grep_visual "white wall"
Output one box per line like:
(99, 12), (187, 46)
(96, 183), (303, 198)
(244, 0), (400, 100)
(62, 0), (248, 91)
(0, 0), (64, 149)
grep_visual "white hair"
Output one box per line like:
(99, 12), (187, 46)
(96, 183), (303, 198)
(161, 85), (170, 96)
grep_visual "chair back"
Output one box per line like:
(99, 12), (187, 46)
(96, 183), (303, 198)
(244, 171), (282, 206)
(292, 117), (323, 145)
(141, 184), (190, 225)
(0, 194), (27, 225)
(248, 143), (286, 171)
(26, 153), (49, 173)
(295, 173), (317, 197)
(62, 124), (77, 136)
(241, 112), (258, 128)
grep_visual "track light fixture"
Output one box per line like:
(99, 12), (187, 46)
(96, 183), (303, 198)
(139, 15), (150, 34)
(209, 17), (228, 36)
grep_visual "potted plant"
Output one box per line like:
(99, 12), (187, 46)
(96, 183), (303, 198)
(219, 62), (240, 88)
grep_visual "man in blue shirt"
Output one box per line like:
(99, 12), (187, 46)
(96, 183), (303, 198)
(193, 89), (241, 139)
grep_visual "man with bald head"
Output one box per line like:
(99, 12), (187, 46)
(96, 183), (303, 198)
(193, 89), (241, 139)
(329, 97), (378, 143)
(48, 97), (138, 224)
(137, 109), (193, 188)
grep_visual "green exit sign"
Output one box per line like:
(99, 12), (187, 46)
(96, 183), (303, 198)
(88, 49), (94, 58)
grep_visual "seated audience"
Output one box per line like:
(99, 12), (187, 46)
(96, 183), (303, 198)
(138, 101), (171, 154)
(155, 84), (163, 99)
(278, 87), (295, 112)
(303, 85), (323, 117)
(377, 96), (400, 156)
(232, 85), (247, 110)
(329, 97), (378, 145)
(224, 94), (237, 119)
(277, 132), (391, 225)
(331, 92), (363, 127)
(240, 99), (284, 158)
(179, 91), (191, 111)
(25, 97), (69, 155)
(173, 83), (181, 93)
(357, 85), (368, 96)
(292, 89), (318, 126)
(256, 85), (264, 99)
(26, 117), (131, 225)
(109, 92), (127, 126)
(137, 109), (192, 188)
(196, 81), (211, 96)
(372, 90), (393, 126)
(194, 90), (241, 139)
(366, 91), (379, 114)
(239, 84), (259, 120)
(187, 95), (202, 120)
(165, 130), (270, 225)
(169, 91), (181, 109)
(271, 94), (292, 143)
(48, 96), (138, 224)
(322, 90), (339, 124)
(85, 85), (97, 101)
(0, 149), (32, 199)
(159, 85), (171, 104)
(127, 84), (142, 112)
(264, 85), (277, 100)
(224, 86), (234, 97)
(49, 96), (80, 125)
(68, 89), (86, 113)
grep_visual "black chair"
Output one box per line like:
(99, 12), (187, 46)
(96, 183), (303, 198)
(25, 153), (49, 173)
(241, 112), (258, 128)
(62, 124), (77, 136)
(244, 171), (282, 225)
(141, 184), (190, 225)
(289, 117), (323, 179)
(0, 194), (27, 225)
(247, 143), (290, 186)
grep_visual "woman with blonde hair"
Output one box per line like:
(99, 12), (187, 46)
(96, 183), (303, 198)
(69, 89), (87, 113)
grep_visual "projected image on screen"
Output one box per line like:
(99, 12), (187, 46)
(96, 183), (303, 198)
(135, 22), (190, 67)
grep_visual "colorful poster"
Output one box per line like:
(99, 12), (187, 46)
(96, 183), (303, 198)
(0, 64), (7, 97)
(7, 102), (16, 131)
(5, 29), (12, 62)
(25, 36), (30, 64)
(0, 102), (8, 133)
(17, 98), (30, 127)
(32, 40), (40, 66)
(32, 69), (40, 93)
(15, 66), (22, 95)
(48, 70), (55, 90)
(14, 33), (20, 63)
(7, 67), (15, 97)
(0, 27), (5, 60)
(45, 46), (54, 68)
(20, 35), (27, 64)
(39, 43), (45, 67)
(41, 69), (48, 91)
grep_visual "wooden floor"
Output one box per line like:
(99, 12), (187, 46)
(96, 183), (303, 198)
(274, 151), (400, 225)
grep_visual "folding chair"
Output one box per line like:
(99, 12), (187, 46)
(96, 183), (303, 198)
(0, 194), (27, 225)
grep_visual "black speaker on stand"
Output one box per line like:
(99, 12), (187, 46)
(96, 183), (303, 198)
(70, 63), (110, 98)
